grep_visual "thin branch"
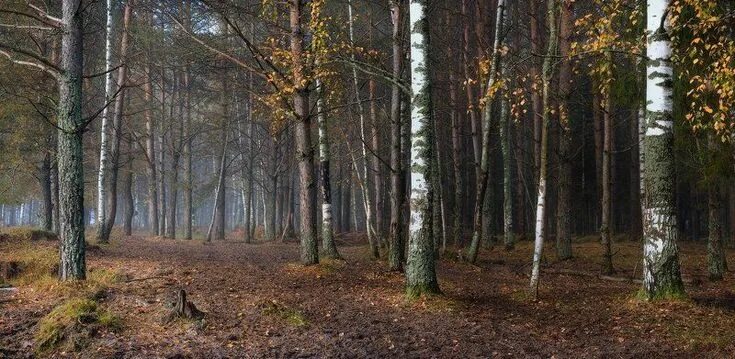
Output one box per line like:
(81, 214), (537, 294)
(0, 49), (59, 79)
(25, 3), (63, 28)
(336, 56), (411, 96)
(0, 8), (58, 28)
(0, 23), (54, 31)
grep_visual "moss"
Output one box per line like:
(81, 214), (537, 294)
(405, 283), (441, 301)
(317, 258), (345, 273)
(35, 298), (121, 353)
(260, 300), (308, 327)
(0, 227), (58, 243)
(1, 242), (57, 287)
(510, 289), (534, 303)
(634, 287), (688, 302)
(0, 241), (122, 299)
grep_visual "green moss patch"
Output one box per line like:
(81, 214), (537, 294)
(35, 298), (121, 353)
(0, 227), (57, 243)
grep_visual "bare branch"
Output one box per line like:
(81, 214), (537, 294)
(0, 47), (59, 79)
(25, 2), (63, 28)
(0, 23), (54, 31)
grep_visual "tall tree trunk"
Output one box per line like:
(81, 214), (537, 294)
(317, 75), (341, 258)
(246, 70), (255, 242)
(212, 63), (229, 241)
(555, 0), (572, 260)
(514, 118), (527, 237)
(348, 0), (378, 256)
(181, 0), (193, 240)
(144, 60), (159, 235)
(183, 69), (193, 240)
(158, 66), (167, 237)
(448, 19), (463, 249)
(641, 0), (685, 299)
(290, 0), (318, 265)
(123, 137), (134, 236)
(531, 0), (543, 186)
(466, 0), (506, 263)
(405, 0), (440, 298)
(51, 155), (60, 234)
(600, 58), (614, 274)
(96, 0), (115, 242)
(388, 0), (404, 271)
(40, 152), (53, 232)
(707, 185), (727, 281)
(368, 12), (384, 246)
(58, 0), (86, 281)
(593, 90), (603, 228)
(100, 0), (132, 241)
(529, 0), (558, 299)
(462, 0), (481, 197)
(632, 59), (646, 239)
(207, 134), (229, 242)
(500, 81), (514, 251)
(165, 76), (181, 239)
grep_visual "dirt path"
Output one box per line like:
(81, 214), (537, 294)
(2, 235), (735, 358)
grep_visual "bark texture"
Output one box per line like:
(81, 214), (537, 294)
(405, 0), (440, 298)
(641, 0), (685, 300)
(58, 0), (86, 281)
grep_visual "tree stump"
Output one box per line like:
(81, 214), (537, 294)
(165, 290), (204, 323)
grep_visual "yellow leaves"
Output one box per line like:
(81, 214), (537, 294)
(673, 0), (735, 138)
(478, 58), (491, 78)
(713, 121), (726, 132)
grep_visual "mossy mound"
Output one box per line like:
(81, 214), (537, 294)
(35, 298), (121, 353)
(0, 227), (57, 243)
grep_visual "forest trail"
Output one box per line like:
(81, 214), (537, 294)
(2, 235), (735, 358)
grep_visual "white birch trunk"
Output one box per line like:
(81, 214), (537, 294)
(405, 0), (439, 297)
(529, 0), (558, 299)
(96, 0), (114, 241)
(641, 0), (685, 299)
(317, 75), (341, 259)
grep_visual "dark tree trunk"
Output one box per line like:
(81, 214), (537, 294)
(39, 152), (54, 232)
(290, 0), (318, 265)
(144, 54), (159, 235)
(388, 0), (404, 272)
(122, 121), (134, 236)
(555, 0), (573, 260)
(51, 155), (60, 233)
(58, 0), (86, 281)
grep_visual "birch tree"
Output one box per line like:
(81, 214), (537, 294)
(405, 0), (439, 298)
(640, 0), (685, 300)
(95, 0), (114, 243)
(529, 0), (559, 299)
(317, 77), (341, 259)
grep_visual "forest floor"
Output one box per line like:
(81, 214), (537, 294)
(2, 229), (735, 358)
